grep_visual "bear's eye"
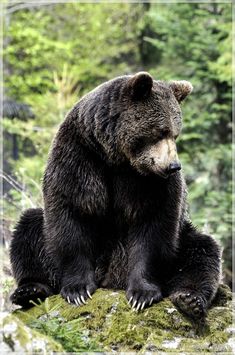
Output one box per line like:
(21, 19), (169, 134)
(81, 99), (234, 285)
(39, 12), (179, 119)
(130, 138), (146, 155)
(159, 129), (170, 139)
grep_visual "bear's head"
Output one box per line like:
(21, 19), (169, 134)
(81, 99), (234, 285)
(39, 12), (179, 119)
(93, 72), (193, 178)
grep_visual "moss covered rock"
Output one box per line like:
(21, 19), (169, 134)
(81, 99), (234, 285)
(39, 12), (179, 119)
(3, 284), (234, 353)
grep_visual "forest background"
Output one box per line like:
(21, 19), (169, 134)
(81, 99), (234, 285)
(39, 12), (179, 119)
(2, 2), (233, 293)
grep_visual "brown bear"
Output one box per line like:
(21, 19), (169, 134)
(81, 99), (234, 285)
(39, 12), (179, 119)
(10, 72), (221, 321)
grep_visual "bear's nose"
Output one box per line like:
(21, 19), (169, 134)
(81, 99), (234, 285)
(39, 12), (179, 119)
(168, 162), (181, 174)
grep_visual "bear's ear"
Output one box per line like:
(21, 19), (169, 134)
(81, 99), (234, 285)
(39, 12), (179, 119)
(169, 80), (193, 103)
(127, 72), (153, 100)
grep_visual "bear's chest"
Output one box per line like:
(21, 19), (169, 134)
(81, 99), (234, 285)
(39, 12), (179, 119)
(111, 171), (175, 223)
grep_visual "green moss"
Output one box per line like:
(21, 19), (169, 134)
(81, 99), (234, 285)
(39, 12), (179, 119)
(12, 285), (233, 353)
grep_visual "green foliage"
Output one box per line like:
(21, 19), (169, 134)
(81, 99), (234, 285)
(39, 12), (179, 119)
(3, 3), (232, 283)
(16, 297), (101, 352)
(4, 3), (143, 101)
(27, 312), (100, 352)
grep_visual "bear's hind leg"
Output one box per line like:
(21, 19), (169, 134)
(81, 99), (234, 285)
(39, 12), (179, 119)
(167, 221), (221, 321)
(10, 282), (54, 308)
(10, 208), (55, 308)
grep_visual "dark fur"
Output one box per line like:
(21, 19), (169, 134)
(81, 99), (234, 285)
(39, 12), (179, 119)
(10, 73), (221, 320)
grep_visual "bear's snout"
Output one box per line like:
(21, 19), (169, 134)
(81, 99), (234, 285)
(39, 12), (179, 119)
(145, 138), (180, 177)
(167, 161), (182, 175)
(128, 138), (181, 178)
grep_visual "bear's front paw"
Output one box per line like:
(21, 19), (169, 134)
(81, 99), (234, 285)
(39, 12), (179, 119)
(61, 279), (97, 306)
(170, 290), (207, 321)
(126, 280), (162, 311)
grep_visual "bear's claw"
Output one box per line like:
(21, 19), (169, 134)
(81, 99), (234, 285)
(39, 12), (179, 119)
(87, 290), (92, 299)
(128, 294), (161, 311)
(61, 282), (97, 307)
(127, 284), (162, 311)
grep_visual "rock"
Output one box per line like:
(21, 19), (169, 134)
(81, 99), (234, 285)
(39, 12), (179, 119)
(3, 284), (233, 353)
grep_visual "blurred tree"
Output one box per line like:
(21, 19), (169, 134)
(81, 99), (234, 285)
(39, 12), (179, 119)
(4, 3), (145, 101)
